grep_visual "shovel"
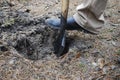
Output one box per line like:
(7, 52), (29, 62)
(54, 0), (69, 57)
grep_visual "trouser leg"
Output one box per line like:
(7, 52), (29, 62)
(73, 0), (108, 34)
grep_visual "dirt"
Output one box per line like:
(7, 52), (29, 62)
(0, 10), (55, 60)
(0, 0), (120, 80)
(0, 9), (93, 60)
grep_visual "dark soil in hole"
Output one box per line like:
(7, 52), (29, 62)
(0, 10), (57, 60)
(0, 10), (94, 60)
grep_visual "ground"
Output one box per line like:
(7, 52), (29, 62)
(0, 0), (120, 80)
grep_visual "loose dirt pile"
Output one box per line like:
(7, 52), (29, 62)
(0, 10), (56, 60)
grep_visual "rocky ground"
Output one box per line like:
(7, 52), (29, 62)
(0, 0), (120, 80)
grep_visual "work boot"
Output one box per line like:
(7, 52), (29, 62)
(45, 17), (94, 34)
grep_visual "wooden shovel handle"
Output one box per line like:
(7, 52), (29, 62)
(62, 0), (69, 20)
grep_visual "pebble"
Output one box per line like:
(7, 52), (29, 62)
(102, 66), (110, 74)
(92, 62), (98, 67)
(98, 58), (105, 69)
(95, 67), (101, 71)
(9, 59), (15, 65)
(111, 41), (120, 47)
(9, 57), (17, 65)
(110, 65), (116, 70)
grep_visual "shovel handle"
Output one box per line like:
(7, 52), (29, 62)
(54, 0), (69, 57)
(61, 0), (69, 20)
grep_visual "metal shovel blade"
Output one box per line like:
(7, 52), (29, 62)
(54, 0), (69, 57)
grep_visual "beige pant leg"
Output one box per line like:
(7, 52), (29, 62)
(73, 0), (108, 34)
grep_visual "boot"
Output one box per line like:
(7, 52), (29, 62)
(45, 17), (94, 34)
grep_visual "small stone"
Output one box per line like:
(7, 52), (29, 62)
(25, 9), (31, 13)
(110, 65), (116, 70)
(9, 59), (15, 65)
(111, 41), (116, 46)
(111, 41), (120, 47)
(102, 66), (110, 74)
(11, 2), (15, 6)
(95, 67), (101, 71)
(98, 58), (105, 69)
(92, 62), (98, 67)
(9, 57), (18, 65)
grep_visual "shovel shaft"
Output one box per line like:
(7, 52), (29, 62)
(62, 0), (69, 20)
(54, 0), (69, 57)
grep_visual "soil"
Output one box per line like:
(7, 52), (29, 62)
(0, 0), (120, 80)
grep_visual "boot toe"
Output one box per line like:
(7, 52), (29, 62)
(45, 19), (60, 29)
